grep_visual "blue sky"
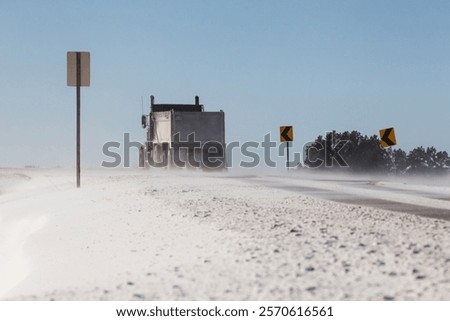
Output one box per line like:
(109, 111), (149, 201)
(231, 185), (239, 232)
(1, 0), (449, 167)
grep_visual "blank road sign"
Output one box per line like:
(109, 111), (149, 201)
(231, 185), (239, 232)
(379, 127), (396, 148)
(280, 126), (294, 142)
(67, 51), (90, 87)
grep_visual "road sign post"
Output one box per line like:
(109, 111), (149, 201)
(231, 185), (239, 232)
(67, 51), (90, 188)
(280, 126), (294, 170)
(287, 141), (290, 169)
(76, 53), (80, 188)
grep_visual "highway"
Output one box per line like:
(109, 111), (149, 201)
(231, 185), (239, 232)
(245, 174), (450, 221)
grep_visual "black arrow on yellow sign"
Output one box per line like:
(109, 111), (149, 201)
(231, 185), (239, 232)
(379, 127), (396, 148)
(280, 126), (293, 142)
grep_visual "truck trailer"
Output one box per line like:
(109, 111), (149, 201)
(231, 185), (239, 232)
(140, 95), (226, 169)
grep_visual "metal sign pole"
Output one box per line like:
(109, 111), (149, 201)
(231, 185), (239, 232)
(286, 141), (290, 170)
(280, 126), (293, 171)
(76, 52), (81, 188)
(67, 51), (89, 188)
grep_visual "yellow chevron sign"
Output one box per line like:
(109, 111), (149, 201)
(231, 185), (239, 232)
(280, 126), (294, 142)
(379, 127), (396, 148)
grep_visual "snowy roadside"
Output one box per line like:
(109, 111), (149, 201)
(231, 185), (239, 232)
(0, 169), (449, 300)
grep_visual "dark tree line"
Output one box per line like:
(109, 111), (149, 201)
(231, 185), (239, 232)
(304, 130), (450, 175)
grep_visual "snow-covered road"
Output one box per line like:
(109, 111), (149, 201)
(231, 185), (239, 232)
(1, 168), (449, 300)
(247, 173), (450, 221)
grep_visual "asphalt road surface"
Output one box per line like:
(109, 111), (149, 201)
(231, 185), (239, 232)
(245, 174), (450, 221)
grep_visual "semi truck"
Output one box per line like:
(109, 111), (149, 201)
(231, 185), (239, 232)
(139, 95), (226, 169)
